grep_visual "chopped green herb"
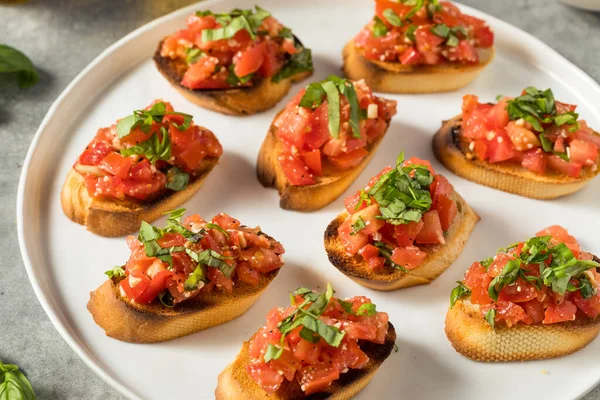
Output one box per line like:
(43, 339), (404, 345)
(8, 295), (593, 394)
(184, 265), (207, 291)
(372, 16), (389, 37)
(165, 167), (190, 191)
(488, 260), (521, 301)
(116, 101), (193, 139)
(120, 127), (171, 164)
(105, 266), (125, 279)
(484, 308), (496, 332)
(383, 9), (403, 27)
(272, 47), (313, 83)
(430, 24), (450, 38)
(264, 344), (283, 362)
(350, 216), (366, 235)
(186, 248), (235, 278)
(356, 302), (377, 316)
(450, 281), (471, 308)
(405, 25), (417, 42)
(373, 241), (409, 273)
(205, 222), (230, 238)
(185, 47), (205, 65)
(158, 291), (174, 307)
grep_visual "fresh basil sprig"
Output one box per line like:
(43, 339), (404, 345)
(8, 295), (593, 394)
(120, 127), (172, 165)
(0, 44), (40, 89)
(450, 281), (471, 308)
(200, 6), (271, 42)
(357, 152), (433, 225)
(488, 259), (521, 301)
(105, 266), (125, 279)
(0, 360), (35, 400)
(298, 76), (363, 139)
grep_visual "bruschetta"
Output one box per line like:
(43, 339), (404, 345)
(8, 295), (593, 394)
(446, 225), (600, 361)
(61, 100), (222, 237)
(87, 208), (285, 343)
(216, 283), (396, 399)
(257, 75), (398, 211)
(154, 6), (313, 115)
(343, 1), (495, 94)
(324, 153), (479, 291)
(433, 87), (600, 199)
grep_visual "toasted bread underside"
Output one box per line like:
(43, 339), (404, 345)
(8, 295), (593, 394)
(324, 191), (479, 291)
(257, 113), (390, 211)
(61, 157), (218, 237)
(433, 116), (600, 199)
(342, 41), (495, 94)
(87, 267), (279, 343)
(446, 298), (600, 361)
(154, 41), (312, 116)
(215, 322), (396, 399)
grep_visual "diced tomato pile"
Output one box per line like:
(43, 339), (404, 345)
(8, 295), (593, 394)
(461, 225), (600, 327)
(246, 294), (388, 395)
(117, 212), (285, 305)
(161, 10), (299, 89)
(74, 100), (222, 202)
(338, 158), (458, 272)
(274, 80), (397, 186)
(461, 94), (600, 178)
(354, 1), (494, 66)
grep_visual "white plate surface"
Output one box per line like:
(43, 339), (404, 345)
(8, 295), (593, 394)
(17, 1), (600, 399)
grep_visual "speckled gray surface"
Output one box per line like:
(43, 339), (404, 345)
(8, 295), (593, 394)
(0, 0), (599, 399)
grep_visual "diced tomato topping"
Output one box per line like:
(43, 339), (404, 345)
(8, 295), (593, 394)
(414, 210), (445, 245)
(300, 149), (323, 176)
(278, 153), (316, 186)
(521, 299), (545, 324)
(521, 148), (546, 175)
(297, 364), (339, 395)
(181, 57), (219, 89)
(328, 148), (369, 169)
(399, 46), (422, 65)
(246, 363), (283, 394)
(464, 262), (492, 305)
(572, 291), (600, 319)
(234, 41), (266, 78)
(543, 300), (577, 324)
(338, 218), (369, 256)
(569, 139), (598, 166)
(395, 220), (424, 247)
(436, 195), (457, 232)
(390, 246), (427, 270)
(493, 301), (528, 327)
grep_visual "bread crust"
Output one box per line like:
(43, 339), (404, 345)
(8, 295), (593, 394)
(215, 322), (396, 399)
(256, 112), (391, 212)
(445, 298), (600, 361)
(324, 191), (479, 291)
(153, 41), (312, 116)
(432, 116), (600, 199)
(87, 266), (280, 343)
(61, 157), (218, 237)
(342, 40), (494, 94)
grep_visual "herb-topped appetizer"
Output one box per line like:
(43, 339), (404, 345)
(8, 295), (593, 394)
(215, 284), (396, 399)
(87, 208), (285, 343)
(61, 100), (222, 237)
(446, 225), (600, 361)
(154, 6), (313, 115)
(434, 87), (600, 198)
(257, 75), (397, 211)
(324, 153), (479, 291)
(343, 0), (495, 93)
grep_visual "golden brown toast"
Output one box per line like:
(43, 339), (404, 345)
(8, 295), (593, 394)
(257, 112), (391, 212)
(342, 40), (494, 94)
(324, 191), (479, 291)
(433, 116), (600, 199)
(215, 322), (396, 399)
(61, 157), (218, 237)
(153, 41), (312, 116)
(445, 298), (600, 361)
(87, 266), (279, 343)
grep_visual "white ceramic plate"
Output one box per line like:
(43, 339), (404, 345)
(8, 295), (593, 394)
(17, 1), (600, 399)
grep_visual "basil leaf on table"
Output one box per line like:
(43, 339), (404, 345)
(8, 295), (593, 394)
(0, 360), (36, 400)
(0, 44), (40, 89)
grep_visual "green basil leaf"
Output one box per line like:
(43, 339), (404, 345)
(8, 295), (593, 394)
(298, 82), (326, 109)
(350, 216), (366, 235)
(0, 44), (40, 88)
(431, 24), (450, 38)
(202, 15), (254, 42)
(488, 259), (521, 301)
(405, 0), (425, 19)
(405, 25), (417, 42)
(579, 275), (598, 299)
(205, 222), (230, 238)
(120, 128), (172, 164)
(0, 362), (36, 400)
(337, 79), (362, 139)
(356, 303), (377, 316)
(484, 308), (496, 332)
(299, 327), (320, 343)
(338, 299), (355, 314)
(185, 47), (205, 65)
(450, 281), (471, 308)
(373, 241), (409, 273)
(116, 115), (137, 139)
(300, 314), (345, 347)
(264, 344), (283, 362)
(446, 34), (459, 47)
(165, 167), (190, 191)
(184, 265), (207, 291)
(138, 221), (160, 242)
(372, 16), (388, 37)
(293, 287), (313, 296)
(272, 47), (313, 83)
(383, 8), (402, 27)
(105, 266), (125, 279)
(158, 291), (174, 308)
(186, 248), (235, 278)
(321, 81), (341, 138)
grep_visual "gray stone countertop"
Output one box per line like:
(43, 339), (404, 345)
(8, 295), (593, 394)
(0, 0), (599, 399)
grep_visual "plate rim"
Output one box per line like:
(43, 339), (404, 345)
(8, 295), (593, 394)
(16, 1), (600, 399)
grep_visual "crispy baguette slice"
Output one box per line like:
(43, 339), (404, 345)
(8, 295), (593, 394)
(325, 191), (479, 291)
(446, 298), (600, 361)
(342, 40), (495, 94)
(215, 322), (396, 399)
(257, 112), (390, 211)
(88, 267), (279, 343)
(61, 157), (218, 237)
(433, 116), (600, 199)
(154, 41), (312, 116)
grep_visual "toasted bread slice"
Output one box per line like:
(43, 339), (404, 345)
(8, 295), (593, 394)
(154, 41), (312, 116)
(446, 298), (600, 361)
(433, 116), (600, 199)
(342, 41), (494, 94)
(257, 113), (390, 211)
(61, 157), (218, 237)
(87, 266), (279, 343)
(325, 191), (479, 291)
(215, 322), (396, 399)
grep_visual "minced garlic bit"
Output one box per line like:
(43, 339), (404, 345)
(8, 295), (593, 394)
(367, 103), (378, 119)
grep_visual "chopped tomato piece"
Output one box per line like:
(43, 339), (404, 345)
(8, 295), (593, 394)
(338, 218), (369, 256)
(521, 148), (546, 175)
(464, 262), (492, 305)
(234, 41), (266, 78)
(543, 300), (577, 324)
(569, 139), (598, 166)
(300, 149), (322, 176)
(498, 278), (538, 303)
(395, 220), (424, 247)
(278, 153), (316, 186)
(521, 299), (545, 324)
(436, 195), (457, 232)
(297, 364), (339, 395)
(390, 246), (427, 270)
(399, 46), (422, 65)
(414, 210), (445, 245)
(134, 270), (172, 304)
(328, 148), (369, 169)
(493, 301), (528, 327)
(572, 291), (600, 319)
(546, 155), (582, 178)
(246, 364), (283, 394)
(181, 57), (219, 89)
